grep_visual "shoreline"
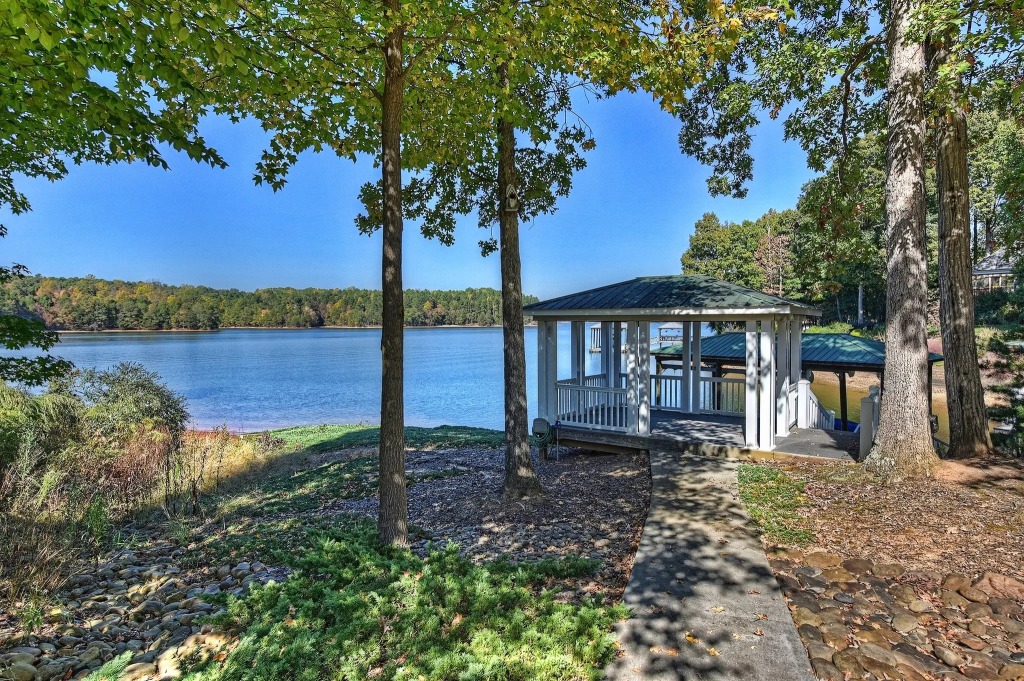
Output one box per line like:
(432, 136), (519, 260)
(56, 324), (515, 334)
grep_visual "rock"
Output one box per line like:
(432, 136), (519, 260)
(969, 620), (988, 637)
(991, 598), (1023, 617)
(805, 552), (842, 569)
(593, 538), (610, 549)
(963, 657), (1003, 680)
(821, 568), (856, 583)
(1012, 653), (1024, 664)
(792, 606), (824, 628)
(842, 558), (874, 575)
(908, 599), (933, 613)
(1, 653), (36, 666)
(943, 590), (972, 609)
(944, 574), (973, 591)
(122, 662), (158, 681)
(966, 602), (993, 619)
(798, 624), (823, 643)
(934, 644), (967, 668)
(810, 659), (845, 681)
(975, 573), (1024, 601)
(858, 642), (898, 667)
(818, 623), (850, 649)
(831, 649), (865, 677)
(1, 663), (37, 681)
(833, 592), (854, 605)
(806, 642), (836, 662)
(960, 586), (990, 604)
(35, 662), (70, 681)
(1000, 663), (1024, 680)
(892, 614), (919, 633)
(872, 563), (906, 579)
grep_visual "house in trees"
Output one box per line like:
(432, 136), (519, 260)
(973, 249), (1019, 293)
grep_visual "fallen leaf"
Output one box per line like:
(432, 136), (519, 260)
(753, 629), (765, 636)
(755, 613), (769, 620)
(710, 606), (725, 613)
(685, 632), (701, 644)
(708, 647), (720, 656)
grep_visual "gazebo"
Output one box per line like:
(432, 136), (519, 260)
(525, 275), (823, 453)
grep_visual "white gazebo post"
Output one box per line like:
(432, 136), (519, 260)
(690, 321), (702, 412)
(776, 318), (791, 437)
(537, 320), (558, 422)
(744, 320), (758, 447)
(612, 322), (623, 387)
(626, 321), (639, 434)
(638, 322), (651, 435)
(570, 321), (585, 382)
(680, 321), (692, 412)
(758, 318), (776, 451)
(791, 318), (803, 426)
(600, 321), (614, 387)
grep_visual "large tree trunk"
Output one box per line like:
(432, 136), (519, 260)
(865, 0), (938, 479)
(497, 110), (543, 500)
(934, 44), (992, 459)
(377, 6), (408, 546)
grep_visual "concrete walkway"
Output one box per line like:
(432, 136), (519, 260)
(606, 452), (815, 681)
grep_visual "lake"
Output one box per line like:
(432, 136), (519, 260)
(36, 326), (931, 434)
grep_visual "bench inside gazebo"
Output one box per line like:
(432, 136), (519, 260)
(526, 275), (867, 460)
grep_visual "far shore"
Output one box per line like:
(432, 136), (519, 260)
(56, 324), (520, 334)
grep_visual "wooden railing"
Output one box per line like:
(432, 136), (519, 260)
(555, 383), (629, 432)
(804, 385), (836, 430)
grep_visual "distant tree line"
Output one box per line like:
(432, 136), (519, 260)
(0, 276), (538, 331)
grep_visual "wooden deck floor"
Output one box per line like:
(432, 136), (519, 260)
(555, 410), (858, 461)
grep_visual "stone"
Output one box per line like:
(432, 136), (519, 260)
(1, 663), (37, 681)
(992, 598), (1024, 617)
(873, 563), (906, 579)
(798, 624), (823, 643)
(832, 649), (865, 676)
(960, 586), (991, 604)
(908, 599), (933, 613)
(593, 538), (610, 549)
(858, 642), (898, 667)
(792, 606), (824, 628)
(1000, 663), (1024, 680)
(833, 592), (854, 605)
(943, 590), (972, 609)
(842, 558), (874, 575)
(820, 568), (856, 584)
(892, 614), (919, 633)
(805, 552), (842, 569)
(819, 623), (851, 649)
(969, 620), (989, 637)
(806, 642), (836, 662)
(36, 662), (70, 681)
(963, 658), (1003, 680)
(976, 573), (1024, 601)
(2, 654), (36, 666)
(944, 574), (973, 591)
(122, 662), (158, 681)
(966, 602), (994, 619)
(810, 659), (845, 681)
(935, 644), (967, 668)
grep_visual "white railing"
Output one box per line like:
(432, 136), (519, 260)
(555, 384), (629, 432)
(651, 374), (685, 410)
(858, 385), (881, 459)
(805, 385), (836, 430)
(788, 384), (799, 427)
(650, 374), (745, 415)
(699, 376), (745, 415)
(557, 374), (611, 388)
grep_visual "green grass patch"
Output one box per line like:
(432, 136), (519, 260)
(737, 464), (813, 547)
(267, 424), (505, 454)
(184, 518), (626, 681)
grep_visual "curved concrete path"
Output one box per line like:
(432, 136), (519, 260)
(606, 452), (815, 681)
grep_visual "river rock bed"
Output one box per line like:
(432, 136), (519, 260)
(770, 548), (1024, 681)
(0, 540), (286, 680)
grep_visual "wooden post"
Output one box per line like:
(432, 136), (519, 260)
(758, 319), (776, 451)
(776, 318), (791, 437)
(744, 320), (758, 447)
(838, 371), (848, 431)
(626, 321), (639, 434)
(690, 321), (702, 413)
(638, 322), (651, 435)
(680, 321), (692, 412)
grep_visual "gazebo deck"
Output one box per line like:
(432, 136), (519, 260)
(554, 409), (858, 461)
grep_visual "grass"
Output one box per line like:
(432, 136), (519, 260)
(737, 464), (813, 547)
(182, 517), (626, 681)
(267, 424), (506, 454)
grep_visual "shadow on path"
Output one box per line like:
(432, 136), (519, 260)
(606, 452), (814, 681)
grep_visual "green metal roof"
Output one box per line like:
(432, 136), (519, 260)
(524, 275), (820, 316)
(653, 332), (943, 370)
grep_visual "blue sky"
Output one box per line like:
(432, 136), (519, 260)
(2, 91), (813, 300)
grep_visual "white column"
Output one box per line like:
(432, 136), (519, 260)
(600, 322), (614, 387)
(680, 321), (692, 412)
(537, 320), (549, 420)
(626, 321), (639, 434)
(776, 318), (791, 437)
(611, 322), (623, 388)
(790, 318), (802, 425)
(758, 318), (776, 451)
(638, 322), (651, 435)
(690, 322), (702, 412)
(797, 379), (810, 428)
(744, 321), (758, 447)
(570, 321), (585, 381)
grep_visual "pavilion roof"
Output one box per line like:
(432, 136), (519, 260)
(973, 249), (1017, 276)
(653, 332), (943, 371)
(524, 275), (820, 319)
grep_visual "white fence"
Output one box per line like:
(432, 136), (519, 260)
(858, 385), (881, 459)
(650, 374), (744, 416)
(799, 380), (836, 430)
(555, 382), (629, 431)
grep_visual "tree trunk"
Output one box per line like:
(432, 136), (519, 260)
(497, 85), (543, 500)
(865, 0), (938, 479)
(934, 43), (992, 459)
(377, 7), (408, 546)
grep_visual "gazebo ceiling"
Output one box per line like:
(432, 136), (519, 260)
(524, 275), (821, 319)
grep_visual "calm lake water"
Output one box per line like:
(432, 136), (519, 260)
(36, 325), (936, 434)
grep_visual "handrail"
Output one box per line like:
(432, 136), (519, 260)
(555, 382), (628, 432)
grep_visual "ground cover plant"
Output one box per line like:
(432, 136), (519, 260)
(181, 517), (625, 681)
(736, 464), (814, 547)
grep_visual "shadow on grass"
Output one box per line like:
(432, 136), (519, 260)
(268, 424), (505, 455)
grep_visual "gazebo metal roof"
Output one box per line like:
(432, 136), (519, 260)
(973, 249), (1017, 276)
(524, 275), (821, 319)
(653, 332), (943, 371)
